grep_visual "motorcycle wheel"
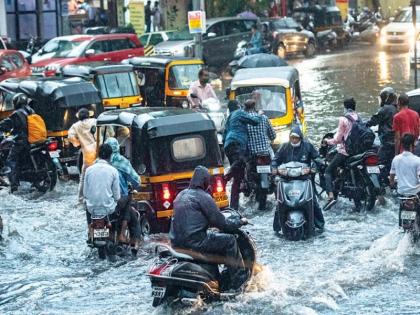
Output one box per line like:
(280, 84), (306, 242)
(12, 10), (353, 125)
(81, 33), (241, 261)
(33, 155), (58, 193)
(256, 188), (268, 211)
(283, 225), (305, 241)
(304, 41), (316, 58)
(98, 246), (107, 260)
(153, 297), (164, 307)
(140, 215), (152, 236)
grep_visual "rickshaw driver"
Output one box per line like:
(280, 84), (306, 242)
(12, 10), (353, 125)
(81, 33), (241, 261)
(188, 68), (218, 108)
(170, 166), (250, 291)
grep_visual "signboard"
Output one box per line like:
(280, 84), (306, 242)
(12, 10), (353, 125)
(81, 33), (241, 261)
(336, 0), (348, 20)
(117, 0), (125, 26)
(129, 1), (145, 34)
(188, 10), (206, 34)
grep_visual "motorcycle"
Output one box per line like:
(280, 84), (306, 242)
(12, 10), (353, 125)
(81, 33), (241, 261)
(88, 188), (141, 259)
(398, 195), (420, 240)
(242, 154), (272, 211)
(273, 161), (314, 240)
(318, 133), (382, 211)
(0, 134), (57, 193)
(147, 209), (256, 307)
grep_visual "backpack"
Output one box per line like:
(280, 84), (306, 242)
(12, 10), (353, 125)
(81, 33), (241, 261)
(18, 106), (47, 144)
(344, 114), (375, 156)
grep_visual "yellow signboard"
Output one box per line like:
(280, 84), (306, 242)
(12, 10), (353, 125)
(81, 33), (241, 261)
(188, 10), (206, 34)
(129, 1), (145, 35)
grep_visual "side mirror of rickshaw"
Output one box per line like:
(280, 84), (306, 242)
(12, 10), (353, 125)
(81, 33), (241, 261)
(190, 93), (199, 99)
(137, 163), (147, 175)
(85, 49), (95, 57)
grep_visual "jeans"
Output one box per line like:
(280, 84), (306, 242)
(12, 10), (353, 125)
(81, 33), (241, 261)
(324, 153), (347, 194)
(199, 232), (247, 289)
(225, 142), (246, 210)
(6, 142), (28, 188)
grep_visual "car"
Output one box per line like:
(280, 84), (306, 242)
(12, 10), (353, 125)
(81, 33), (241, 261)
(154, 17), (257, 71)
(30, 34), (144, 76)
(0, 50), (31, 82)
(407, 88), (420, 115)
(380, 6), (420, 50)
(261, 17), (316, 58)
(139, 31), (176, 47)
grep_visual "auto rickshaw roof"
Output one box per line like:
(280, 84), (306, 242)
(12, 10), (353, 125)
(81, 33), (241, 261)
(0, 77), (101, 107)
(96, 107), (216, 138)
(62, 63), (134, 78)
(122, 56), (203, 69)
(231, 66), (299, 89)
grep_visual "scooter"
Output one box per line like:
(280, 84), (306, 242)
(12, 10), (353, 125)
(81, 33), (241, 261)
(147, 209), (256, 307)
(273, 161), (314, 240)
(398, 195), (420, 241)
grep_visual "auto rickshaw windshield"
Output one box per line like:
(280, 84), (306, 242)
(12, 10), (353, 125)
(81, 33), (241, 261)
(236, 86), (287, 118)
(168, 64), (202, 89)
(96, 71), (139, 98)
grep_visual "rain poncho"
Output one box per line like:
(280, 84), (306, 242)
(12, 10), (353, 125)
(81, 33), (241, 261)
(105, 137), (140, 196)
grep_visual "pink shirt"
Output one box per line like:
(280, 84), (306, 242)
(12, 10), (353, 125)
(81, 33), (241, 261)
(326, 112), (359, 156)
(188, 80), (217, 108)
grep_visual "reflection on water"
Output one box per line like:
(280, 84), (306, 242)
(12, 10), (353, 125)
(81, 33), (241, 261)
(378, 51), (390, 84)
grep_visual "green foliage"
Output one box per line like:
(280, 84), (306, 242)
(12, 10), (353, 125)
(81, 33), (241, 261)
(206, 0), (272, 17)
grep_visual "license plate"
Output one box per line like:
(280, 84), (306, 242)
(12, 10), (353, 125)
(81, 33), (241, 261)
(93, 228), (109, 238)
(401, 211), (417, 221)
(49, 151), (60, 158)
(151, 286), (166, 298)
(366, 166), (380, 174)
(257, 165), (271, 174)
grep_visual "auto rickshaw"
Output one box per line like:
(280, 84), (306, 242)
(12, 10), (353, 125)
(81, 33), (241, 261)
(0, 76), (103, 176)
(61, 63), (142, 110)
(229, 66), (306, 148)
(96, 107), (229, 234)
(293, 5), (350, 47)
(122, 56), (203, 108)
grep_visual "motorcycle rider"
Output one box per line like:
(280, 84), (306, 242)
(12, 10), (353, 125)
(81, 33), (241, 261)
(244, 98), (276, 210)
(323, 98), (361, 210)
(84, 144), (133, 245)
(272, 125), (325, 232)
(105, 137), (142, 254)
(0, 93), (34, 193)
(68, 108), (97, 203)
(246, 24), (263, 55)
(223, 100), (261, 210)
(390, 133), (420, 196)
(366, 87), (397, 185)
(188, 68), (218, 108)
(170, 166), (249, 290)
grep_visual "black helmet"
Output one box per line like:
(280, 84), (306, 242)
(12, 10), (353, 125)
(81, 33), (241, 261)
(12, 93), (28, 109)
(379, 87), (396, 106)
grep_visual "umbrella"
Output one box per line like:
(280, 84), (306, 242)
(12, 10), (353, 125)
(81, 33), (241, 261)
(237, 53), (288, 69)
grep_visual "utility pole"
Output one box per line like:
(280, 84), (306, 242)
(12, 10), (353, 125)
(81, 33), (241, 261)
(412, 0), (418, 89)
(192, 0), (205, 59)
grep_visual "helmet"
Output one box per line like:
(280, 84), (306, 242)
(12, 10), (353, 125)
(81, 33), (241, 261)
(12, 93), (28, 109)
(379, 87), (396, 106)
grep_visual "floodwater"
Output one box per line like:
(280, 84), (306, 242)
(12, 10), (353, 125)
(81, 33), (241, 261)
(1, 46), (419, 315)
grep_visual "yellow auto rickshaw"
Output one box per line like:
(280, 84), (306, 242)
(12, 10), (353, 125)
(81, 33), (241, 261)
(123, 56), (203, 108)
(229, 66), (306, 147)
(62, 63), (142, 110)
(96, 107), (229, 234)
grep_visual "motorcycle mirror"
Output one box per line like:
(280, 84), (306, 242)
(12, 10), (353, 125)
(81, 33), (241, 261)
(190, 93), (199, 99)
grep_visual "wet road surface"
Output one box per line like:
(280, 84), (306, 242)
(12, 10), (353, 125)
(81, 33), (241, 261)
(1, 46), (419, 315)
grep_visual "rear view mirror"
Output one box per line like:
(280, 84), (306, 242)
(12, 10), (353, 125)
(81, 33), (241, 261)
(85, 49), (95, 57)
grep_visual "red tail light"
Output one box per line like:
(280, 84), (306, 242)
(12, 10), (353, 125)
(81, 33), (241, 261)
(149, 263), (169, 276)
(213, 176), (225, 193)
(47, 141), (58, 151)
(365, 155), (378, 166)
(162, 183), (171, 200)
(257, 155), (271, 165)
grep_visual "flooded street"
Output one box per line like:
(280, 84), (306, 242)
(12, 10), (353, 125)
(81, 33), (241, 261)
(1, 46), (420, 315)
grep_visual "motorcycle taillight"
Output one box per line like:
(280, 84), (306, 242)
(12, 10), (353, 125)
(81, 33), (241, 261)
(213, 175), (225, 194)
(149, 263), (169, 276)
(47, 140), (58, 152)
(91, 219), (106, 229)
(364, 155), (378, 166)
(403, 200), (416, 210)
(257, 155), (271, 165)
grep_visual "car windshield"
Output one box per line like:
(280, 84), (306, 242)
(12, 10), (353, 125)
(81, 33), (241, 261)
(168, 64), (201, 89)
(38, 39), (86, 58)
(167, 29), (194, 41)
(285, 18), (300, 29)
(236, 86), (287, 118)
(394, 9), (420, 23)
(96, 72), (140, 98)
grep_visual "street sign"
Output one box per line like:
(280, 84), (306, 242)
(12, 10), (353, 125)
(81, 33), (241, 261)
(129, 1), (145, 35)
(188, 10), (206, 34)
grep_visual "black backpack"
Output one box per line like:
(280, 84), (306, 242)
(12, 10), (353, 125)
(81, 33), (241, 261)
(344, 114), (375, 156)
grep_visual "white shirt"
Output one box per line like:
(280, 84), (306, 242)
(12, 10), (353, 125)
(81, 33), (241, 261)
(84, 159), (120, 216)
(390, 151), (420, 196)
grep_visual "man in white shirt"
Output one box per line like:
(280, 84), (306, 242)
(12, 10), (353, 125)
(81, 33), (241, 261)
(188, 68), (218, 108)
(390, 133), (420, 196)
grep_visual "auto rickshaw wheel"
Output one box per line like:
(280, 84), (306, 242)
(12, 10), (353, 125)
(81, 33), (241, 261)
(276, 43), (286, 59)
(140, 215), (152, 236)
